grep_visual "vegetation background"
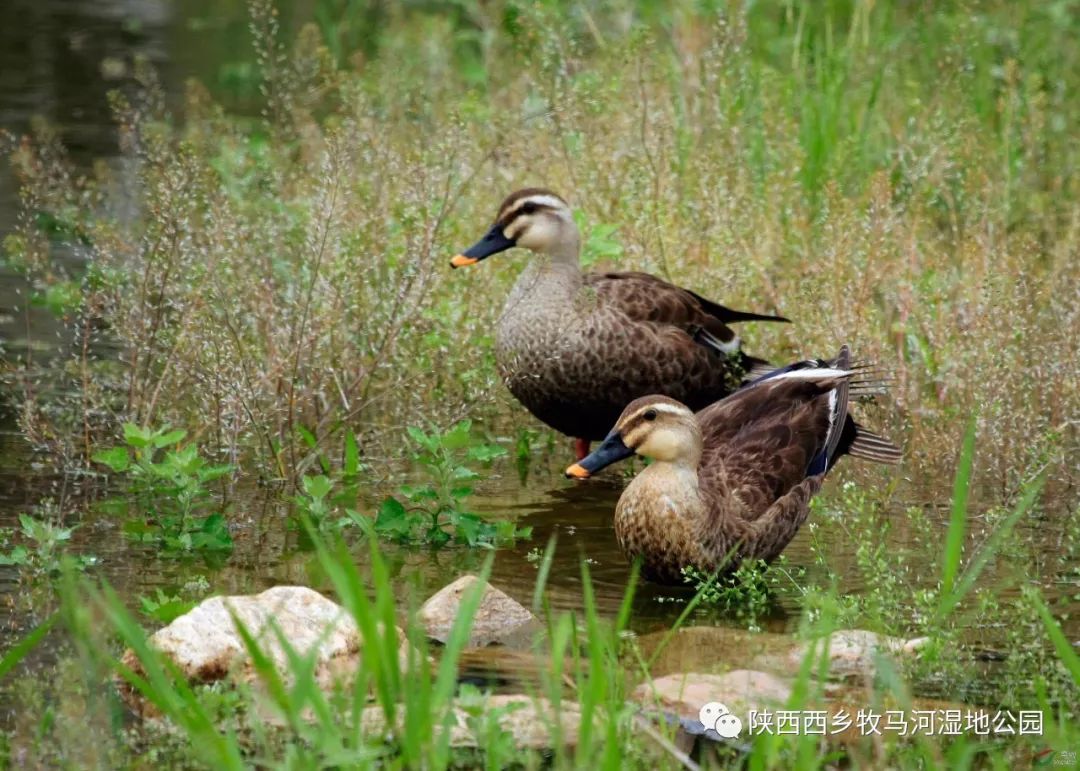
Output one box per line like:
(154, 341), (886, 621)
(0, 0), (1077, 768)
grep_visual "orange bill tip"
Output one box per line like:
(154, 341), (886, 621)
(565, 463), (591, 480)
(450, 254), (478, 268)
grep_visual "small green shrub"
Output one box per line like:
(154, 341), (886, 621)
(93, 424), (234, 554)
(375, 421), (529, 547)
(0, 512), (97, 576)
(293, 420), (532, 548)
(681, 558), (803, 630)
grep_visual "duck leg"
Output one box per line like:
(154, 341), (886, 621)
(574, 438), (591, 461)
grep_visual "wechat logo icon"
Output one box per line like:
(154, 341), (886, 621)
(699, 701), (743, 739)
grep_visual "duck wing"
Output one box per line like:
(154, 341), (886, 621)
(695, 369), (852, 522)
(584, 271), (788, 355)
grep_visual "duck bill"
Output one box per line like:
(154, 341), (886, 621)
(565, 431), (634, 479)
(450, 224), (516, 268)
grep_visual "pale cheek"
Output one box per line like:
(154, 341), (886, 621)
(516, 219), (557, 250)
(639, 430), (682, 461)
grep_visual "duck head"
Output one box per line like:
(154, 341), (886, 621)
(565, 396), (702, 479)
(451, 188), (580, 267)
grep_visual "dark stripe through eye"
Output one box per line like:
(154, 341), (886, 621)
(643, 409), (657, 421)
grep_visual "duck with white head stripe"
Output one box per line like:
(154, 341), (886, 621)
(451, 188), (790, 462)
(564, 345), (901, 584)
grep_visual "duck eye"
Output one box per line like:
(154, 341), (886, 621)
(643, 409), (657, 421)
(521, 202), (537, 215)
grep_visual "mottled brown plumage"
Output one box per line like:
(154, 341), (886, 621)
(566, 347), (902, 584)
(452, 189), (788, 444)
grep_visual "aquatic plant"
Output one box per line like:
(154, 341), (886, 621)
(93, 424), (234, 554)
(0, 510), (98, 578)
(377, 420), (528, 547)
(293, 420), (531, 547)
(681, 558), (804, 631)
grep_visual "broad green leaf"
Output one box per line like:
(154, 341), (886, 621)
(153, 429), (187, 448)
(123, 423), (152, 448)
(406, 425), (437, 453)
(374, 497), (411, 538)
(440, 421), (472, 450)
(399, 485), (438, 502)
(302, 475), (332, 500)
(18, 513), (37, 537)
(92, 447), (131, 473)
(451, 466), (480, 481)
(198, 464), (234, 483)
(467, 444), (506, 463)
(0, 546), (29, 566)
(455, 513), (485, 546)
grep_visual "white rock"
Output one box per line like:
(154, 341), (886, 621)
(419, 575), (537, 647)
(788, 629), (929, 678)
(633, 669), (793, 721)
(118, 586), (408, 715)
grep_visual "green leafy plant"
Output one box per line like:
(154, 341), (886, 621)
(138, 589), (199, 625)
(290, 421), (532, 547)
(93, 424), (234, 555)
(574, 210), (625, 269)
(0, 513), (97, 576)
(680, 558), (802, 629)
(374, 421), (529, 547)
(290, 472), (369, 536)
(138, 577), (210, 624)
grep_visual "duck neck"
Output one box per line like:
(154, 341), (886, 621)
(545, 228), (581, 267)
(509, 240), (583, 310)
(636, 455), (704, 505)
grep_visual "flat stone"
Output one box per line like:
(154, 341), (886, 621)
(636, 625), (792, 676)
(118, 585), (409, 716)
(419, 575), (537, 647)
(633, 669), (794, 722)
(787, 630), (929, 679)
(360, 694), (582, 749)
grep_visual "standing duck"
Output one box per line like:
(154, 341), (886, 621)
(451, 188), (788, 460)
(564, 346), (901, 584)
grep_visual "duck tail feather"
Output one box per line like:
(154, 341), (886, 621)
(807, 346), (853, 475)
(848, 426), (904, 464)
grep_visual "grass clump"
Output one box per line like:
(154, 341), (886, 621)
(0, 509), (1074, 769)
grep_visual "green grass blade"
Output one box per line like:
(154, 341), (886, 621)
(938, 468), (1046, 619)
(531, 533), (558, 613)
(1030, 593), (1080, 685)
(940, 416), (977, 598)
(0, 612), (57, 681)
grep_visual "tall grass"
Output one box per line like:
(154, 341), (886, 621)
(0, 0), (1075, 496)
(1, 433), (1075, 768)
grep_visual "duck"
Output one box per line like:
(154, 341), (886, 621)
(451, 188), (789, 460)
(563, 346), (901, 584)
